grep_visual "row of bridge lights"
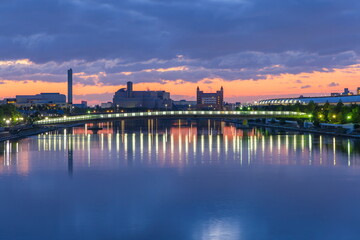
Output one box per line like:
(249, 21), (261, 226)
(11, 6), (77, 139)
(38, 111), (309, 124)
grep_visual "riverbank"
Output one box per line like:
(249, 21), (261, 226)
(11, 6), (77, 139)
(249, 122), (360, 139)
(0, 124), (83, 142)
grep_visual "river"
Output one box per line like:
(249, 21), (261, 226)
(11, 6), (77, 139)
(1, 119), (360, 240)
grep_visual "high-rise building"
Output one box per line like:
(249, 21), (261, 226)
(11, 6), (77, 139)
(67, 69), (73, 104)
(196, 86), (224, 110)
(357, 87), (360, 95)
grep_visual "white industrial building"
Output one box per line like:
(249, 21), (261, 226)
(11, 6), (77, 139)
(257, 95), (360, 106)
(15, 93), (66, 106)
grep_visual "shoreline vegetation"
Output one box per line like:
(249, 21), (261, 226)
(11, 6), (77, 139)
(252, 100), (360, 125)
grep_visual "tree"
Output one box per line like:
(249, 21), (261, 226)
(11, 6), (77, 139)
(306, 101), (317, 113)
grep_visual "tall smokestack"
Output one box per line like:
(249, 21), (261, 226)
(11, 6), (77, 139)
(127, 81), (133, 98)
(67, 68), (73, 104)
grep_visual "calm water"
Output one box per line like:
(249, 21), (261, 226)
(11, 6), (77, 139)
(1, 119), (360, 240)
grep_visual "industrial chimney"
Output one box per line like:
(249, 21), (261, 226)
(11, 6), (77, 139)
(127, 81), (133, 98)
(67, 68), (73, 104)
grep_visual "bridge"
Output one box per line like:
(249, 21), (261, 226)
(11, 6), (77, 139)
(34, 110), (311, 126)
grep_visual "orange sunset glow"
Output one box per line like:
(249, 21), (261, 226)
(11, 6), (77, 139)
(1, 63), (360, 104)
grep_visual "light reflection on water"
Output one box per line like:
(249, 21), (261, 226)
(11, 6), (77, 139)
(0, 120), (359, 175)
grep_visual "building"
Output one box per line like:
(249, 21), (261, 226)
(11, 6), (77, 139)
(0, 98), (17, 105)
(68, 68), (73, 105)
(357, 87), (360, 95)
(196, 87), (224, 110)
(223, 102), (242, 111)
(101, 102), (113, 108)
(15, 93), (66, 106)
(257, 95), (360, 106)
(73, 101), (88, 109)
(113, 82), (172, 109)
(342, 88), (353, 95)
(331, 87), (355, 96)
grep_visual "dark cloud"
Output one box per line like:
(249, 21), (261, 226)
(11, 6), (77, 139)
(0, 0), (359, 84)
(328, 82), (340, 87)
(301, 85), (312, 89)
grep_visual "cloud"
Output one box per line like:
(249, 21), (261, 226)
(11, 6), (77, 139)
(0, 0), (359, 86)
(295, 80), (303, 84)
(328, 82), (339, 87)
(301, 85), (311, 89)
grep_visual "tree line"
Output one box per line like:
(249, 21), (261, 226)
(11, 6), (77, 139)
(0, 104), (23, 126)
(254, 101), (360, 125)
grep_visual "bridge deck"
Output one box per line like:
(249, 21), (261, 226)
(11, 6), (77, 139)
(34, 110), (310, 125)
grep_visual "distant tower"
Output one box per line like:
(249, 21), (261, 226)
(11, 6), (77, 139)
(196, 86), (201, 104)
(219, 86), (224, 108)
(67, 68), (73, 104)
(127, 81), (133, 98)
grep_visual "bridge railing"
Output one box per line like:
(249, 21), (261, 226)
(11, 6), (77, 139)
(34, 110), (309, 125)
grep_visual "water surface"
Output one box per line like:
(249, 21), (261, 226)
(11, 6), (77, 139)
(1, 120), (360, 240)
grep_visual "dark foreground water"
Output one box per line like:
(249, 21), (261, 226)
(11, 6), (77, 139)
(1, 120), (360, 240)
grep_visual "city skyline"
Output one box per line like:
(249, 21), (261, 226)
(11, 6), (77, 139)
(0, 0), (359, 104)
(1, 64), (360, 105)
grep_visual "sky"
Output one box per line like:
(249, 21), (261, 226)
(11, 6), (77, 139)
(0, 0), (360, 104)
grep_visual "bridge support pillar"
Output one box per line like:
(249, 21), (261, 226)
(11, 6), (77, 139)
(88, 123), (103, 134)
(242, 119), (248, 126)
